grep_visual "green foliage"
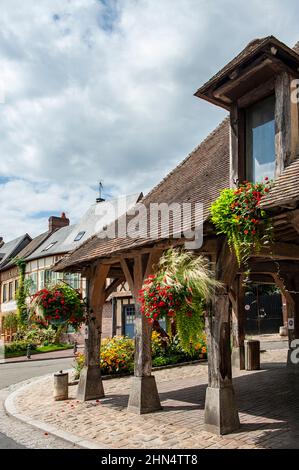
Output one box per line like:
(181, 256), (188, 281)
(30, 283), (85, 329)
(13, 325), (57, 346)
(210, 179), (273, 267)
(151, 330), (165, 357)
(74, 336), (135, 379)
(73, 333), (207, 379)
(3, 340), (37, 354)
(14, 258), (30, 325)
(2, 312), (19, 331)
(100, 336), (135, 375)
(140, 248), (220, 353)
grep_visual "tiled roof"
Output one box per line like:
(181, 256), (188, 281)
(0, 234), (31, 269)
(26, 194), (141, 261)
(3, 231), (53, 268)
(260, 157), (299, 209)
(55, 118), (230, 271)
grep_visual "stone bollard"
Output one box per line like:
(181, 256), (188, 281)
(54, 371), (69, 401)
(279, 326), (288, 337)
(245, 340), (260, 371)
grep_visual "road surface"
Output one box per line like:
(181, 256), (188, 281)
(0, 357), (77, 449)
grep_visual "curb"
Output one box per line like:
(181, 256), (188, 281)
(1, 353), (77, 365)
(4, 374), (111, 449)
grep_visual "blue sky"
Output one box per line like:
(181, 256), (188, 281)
(1, 0), (299, 240)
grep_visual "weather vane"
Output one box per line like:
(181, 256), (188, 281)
(96, 181), (105, 203)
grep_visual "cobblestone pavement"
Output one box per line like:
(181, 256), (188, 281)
(0, 383), (80, 449)
(8, 348), (299, 449)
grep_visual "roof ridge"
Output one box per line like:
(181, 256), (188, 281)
(143, 116), (229, 202)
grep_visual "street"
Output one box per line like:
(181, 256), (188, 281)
(0, 357), (74, 389)
(0, 357), (76, 449)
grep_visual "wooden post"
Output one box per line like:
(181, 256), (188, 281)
(121, 250), (163, 414)
(275, 72), (298, 176)
(231, 276), (245, 370)
(204, 243), (240, 435)
(274, 271), (299, 372)
(77, 263), (109, 401)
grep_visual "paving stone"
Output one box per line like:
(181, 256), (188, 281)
(4, 348), (299, 449)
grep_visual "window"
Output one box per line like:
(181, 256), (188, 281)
(74, 231), (85, 242)
(28, 272), (38, 294)
(45, 270), (55, 286)
(2, 284), (7, 303)
(64, 273), (80, 290)
(8, 282), (13, 301)
(39, 271), (45, 289)
(15, 279), (19, 294)
(42, 241), (57, 252)
(246, 95), (276, 182)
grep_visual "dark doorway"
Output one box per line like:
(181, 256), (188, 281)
(244, 284), (283, 335)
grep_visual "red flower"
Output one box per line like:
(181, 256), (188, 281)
(244, 230), (249, 235)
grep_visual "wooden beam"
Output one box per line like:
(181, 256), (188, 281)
(120, 257), (134, 294)
(248, 259), (299, 274)
(249, 274), (275, 284)
(230, 104), (239, 188)
(290, 210), (299, 234)
(214, 56), (273, 100)
(275, 72), (292, 176)
(104, 277), (125, 300)
(237, 77), (275, 108)
(144, 249), (163, 280)
(255, 242), (299, 260)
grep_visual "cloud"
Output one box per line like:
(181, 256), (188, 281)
(1, 0), (299, 240)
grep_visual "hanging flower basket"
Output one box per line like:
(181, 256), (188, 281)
(210, 178), (273, 267)
(30, 283), (86, 329)
(139, 249), (220, 353)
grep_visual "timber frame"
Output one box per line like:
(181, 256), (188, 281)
(54, 35), (299, 435)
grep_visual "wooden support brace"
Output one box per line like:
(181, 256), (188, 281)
(77, 263), (109, 401)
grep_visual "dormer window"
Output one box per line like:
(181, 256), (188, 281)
(245, 95), (276, 182)
(74, 231), (85, 242)
(42, 241), (57, 252)
(195, 37), (299, 186)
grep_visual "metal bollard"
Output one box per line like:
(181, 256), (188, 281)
(73, 341), (78, 355)
(54, 370), (69, 401)
(26, 344), (31, 360)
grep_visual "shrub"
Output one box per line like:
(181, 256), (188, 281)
(2, 313), (19, 331)
(151, 330), (165, 357)
(74, 332), (207, 379)
(74, 336), (135, 379)
(12, 326), (57, 346)
(4, 340), (37, 354)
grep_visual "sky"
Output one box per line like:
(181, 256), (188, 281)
(1, 0), (299, 241)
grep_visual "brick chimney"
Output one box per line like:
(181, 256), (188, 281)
(48, 212), (70, 233)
